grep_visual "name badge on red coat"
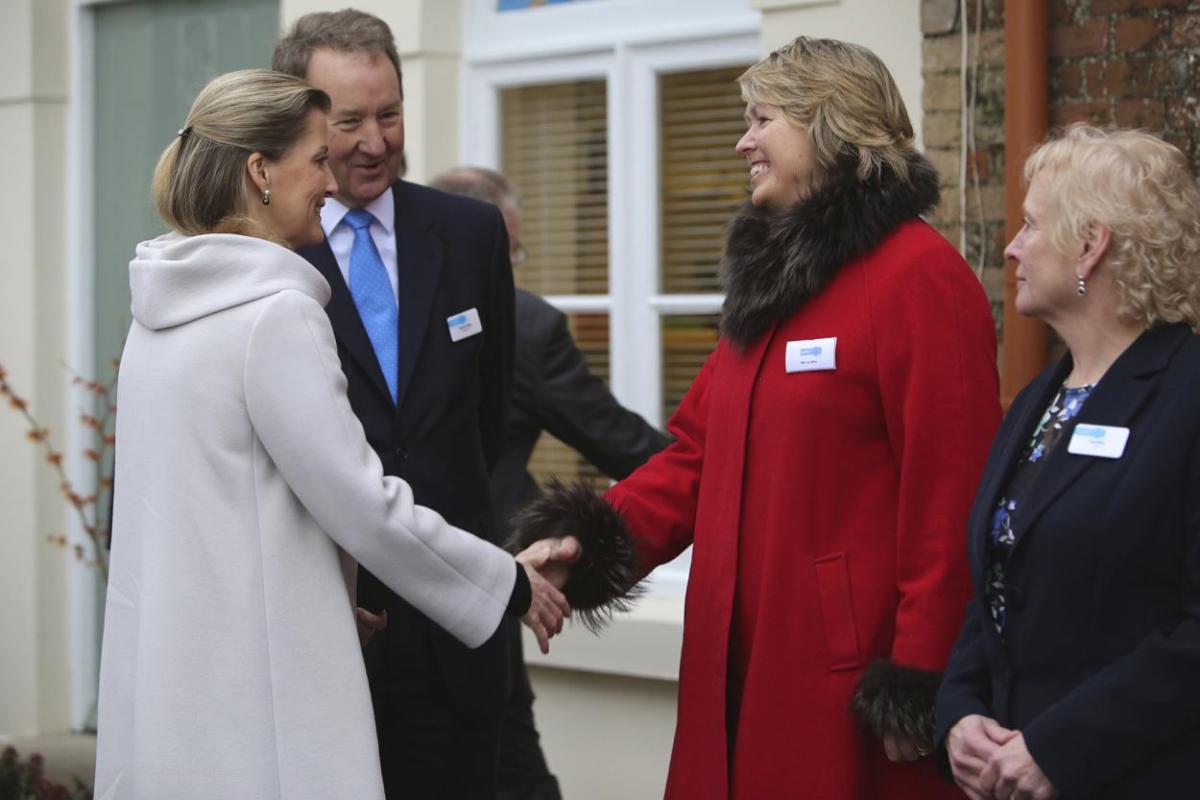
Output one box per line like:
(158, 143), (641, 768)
(786, 337), (837, 373)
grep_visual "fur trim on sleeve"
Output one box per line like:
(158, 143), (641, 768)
(848, 659), (942, 749)
(505, 479), (643, 632)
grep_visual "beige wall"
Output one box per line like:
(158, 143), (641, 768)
(0, 0), (71, 735)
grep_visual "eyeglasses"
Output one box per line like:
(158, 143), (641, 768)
(511, 245), (529, 266)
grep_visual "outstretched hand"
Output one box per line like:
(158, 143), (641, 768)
(517, 536), (582, 590)
(516, 536), (582, 654)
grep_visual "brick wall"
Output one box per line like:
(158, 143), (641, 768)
(920, 0), (1200, 354)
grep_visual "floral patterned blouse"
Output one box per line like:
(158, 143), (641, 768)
(985, 383), (1094, 636)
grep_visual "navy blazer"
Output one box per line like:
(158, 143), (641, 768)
(935, 323), (1200, 798)
(295, 180), (515, 717)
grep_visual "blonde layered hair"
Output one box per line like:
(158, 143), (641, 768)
(151, 69), (329, 237)
(1026, 124), (1200, 328)
(738, 37), (919, 186)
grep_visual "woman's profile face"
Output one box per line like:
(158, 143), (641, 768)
(1005, 170), (1079, 322)
(261, 108), (338, 249)
(736, 103), (817, 210)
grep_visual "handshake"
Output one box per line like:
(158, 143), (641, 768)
(515, 535), (582, 654)
(358, 482), (640, 654)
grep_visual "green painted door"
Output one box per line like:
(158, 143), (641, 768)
(93, 0), (279, 373)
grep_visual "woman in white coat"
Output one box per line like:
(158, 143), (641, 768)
(93, 69), (573, 800)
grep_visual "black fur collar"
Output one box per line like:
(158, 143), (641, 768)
(719, 152), (942, 350)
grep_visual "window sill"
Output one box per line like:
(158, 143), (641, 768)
(522, 595), (685, 682)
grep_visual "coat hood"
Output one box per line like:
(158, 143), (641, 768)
(719, 151), (942, 350)
(129, 232), (331, 331)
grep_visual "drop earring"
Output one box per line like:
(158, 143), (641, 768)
(262, 189), (271, 206)
(1077, 275), (1087, 297)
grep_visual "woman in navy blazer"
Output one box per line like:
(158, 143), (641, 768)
(935, 124), (1200, 800)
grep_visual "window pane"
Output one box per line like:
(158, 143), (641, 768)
(502, 80), (609, 295)
(527, 312), (611, 492)
(662, 314), (719, 423)
(659, 65), (750, 294)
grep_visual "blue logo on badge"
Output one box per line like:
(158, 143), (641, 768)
(449, 314), (468, 327)
(1075, 425), (1105, 439)
(799, 346), (822, 356)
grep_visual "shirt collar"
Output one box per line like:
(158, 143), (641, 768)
(320, 188), (396, 238)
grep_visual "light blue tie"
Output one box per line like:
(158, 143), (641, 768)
(344, 209), (399, 403)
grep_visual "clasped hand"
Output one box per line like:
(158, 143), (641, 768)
(515, 536), (581, 654)
(946, 714), (1058, 800)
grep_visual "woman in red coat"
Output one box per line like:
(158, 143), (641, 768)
(511, 37), (1000, 799)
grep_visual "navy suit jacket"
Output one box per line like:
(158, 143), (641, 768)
(296, 180), (515, 717)
(935, 323), (1200, 798)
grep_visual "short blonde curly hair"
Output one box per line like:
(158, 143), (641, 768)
(737, 36), (919, 187)
(1025, 124), (1200, 328)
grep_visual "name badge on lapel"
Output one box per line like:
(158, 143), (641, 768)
(447, 308), (483, 342)
(1067, 424), (1129, 459)
(786, 337), (837, 373)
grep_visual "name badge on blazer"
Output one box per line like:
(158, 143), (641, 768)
(447, 308), (483, 342)
(1067, 424), (1129, 459)
(786, 337), (837, 373)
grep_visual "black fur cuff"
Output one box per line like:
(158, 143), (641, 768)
(505, 479), (644, 632)
(848, 659), (942, 750)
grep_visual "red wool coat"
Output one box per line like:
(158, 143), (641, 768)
(606, 220), (1001, 799)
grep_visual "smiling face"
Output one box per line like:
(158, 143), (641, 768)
(304, 47), (404, 209)
(736, 102), (818, 210)
(1005, 169), (1080, 322)
(259, 108), (337, 248)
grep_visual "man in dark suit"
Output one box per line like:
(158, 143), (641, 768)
(432, 167), (670, 800)
(274, 12), (515, 799)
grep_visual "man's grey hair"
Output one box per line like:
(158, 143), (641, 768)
(429, 167), (519, 209)
(272, 8), (403, 97)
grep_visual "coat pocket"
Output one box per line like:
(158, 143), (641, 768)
(814, 552), (863, 671)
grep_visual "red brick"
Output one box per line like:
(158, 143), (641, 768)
(1103, 60), (1132, 96)
(1092, 0), (1189, 12)
(1084, 61), (1106, 96)
(1052, 19), (1109, 59)
(1051, 101), (1111, 127)
(1114, 98), (1166, 129)
(1165, 96), (1200, 131)
(1089, 0), (1138, 14)
(1114, 17), (1162, 52)
(1054, 61), (1085, 97)
(1170, 13), (1200, 48)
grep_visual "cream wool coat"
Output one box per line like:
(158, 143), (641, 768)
(94, 232), (517, 800)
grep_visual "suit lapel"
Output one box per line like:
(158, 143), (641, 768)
(392, 182), (443, 412)
(1010, 324), (1190, 552)
(304, 236), (394, 405)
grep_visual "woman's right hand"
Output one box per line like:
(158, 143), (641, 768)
(516, 537), (581, 654)
(947, 714), (1019, 800)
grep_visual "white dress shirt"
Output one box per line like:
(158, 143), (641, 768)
(320, 190), (400, 303)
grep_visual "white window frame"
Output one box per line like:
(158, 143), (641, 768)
(462, 1), (759, 600)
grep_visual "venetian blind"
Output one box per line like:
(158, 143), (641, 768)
(659, 66), (746, 422)
(659, 65), (750, 294)
(501, 79), (609, 295)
